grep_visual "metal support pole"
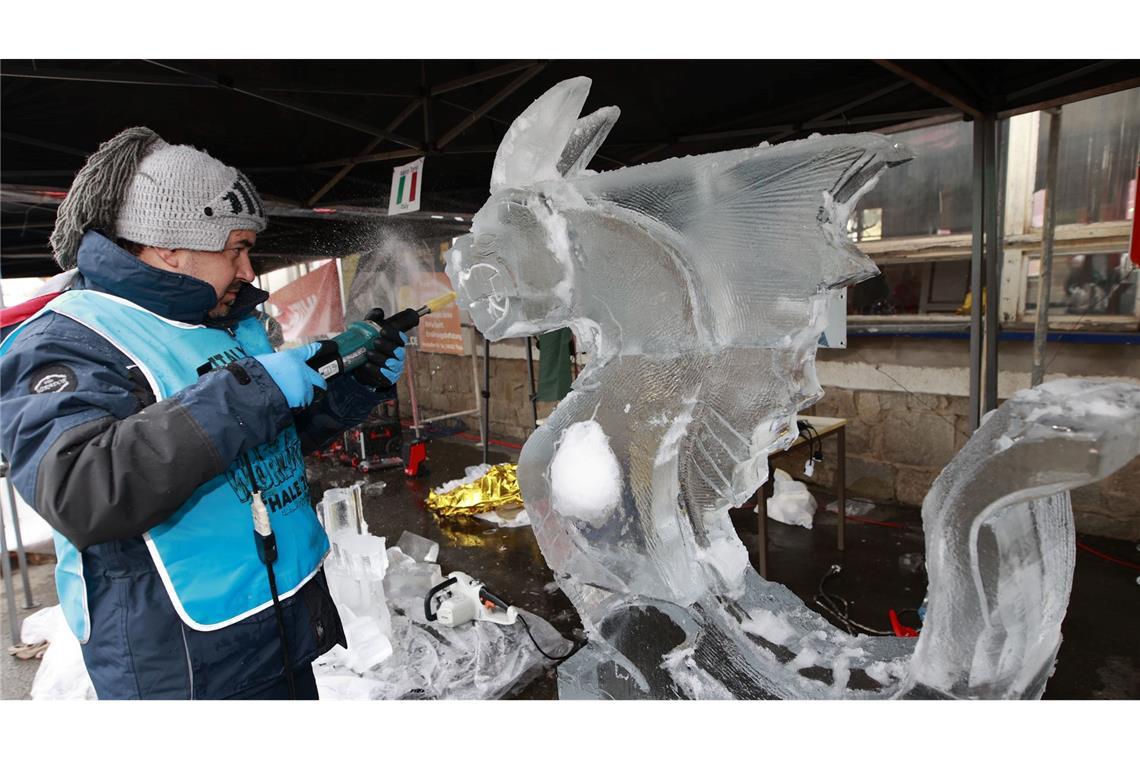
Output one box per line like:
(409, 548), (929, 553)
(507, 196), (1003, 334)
(983, 115), (1002, 413)
(525, 337), (539, 432)
(404, 347), (422, 438)
(756, 477), (772, 579)
(471, 340), (486, 451)
(0, 485), (20, 645)
(836, 427), (847, 552)
(482, 339), (491, 464)
(968, 118), (986, 431)
(3, 470), (35, 608)
(1032, 109), (1063, 387)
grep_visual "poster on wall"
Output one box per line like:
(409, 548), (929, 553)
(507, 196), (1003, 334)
(267, 261), (346, 342)
(414, 272), (464, 355)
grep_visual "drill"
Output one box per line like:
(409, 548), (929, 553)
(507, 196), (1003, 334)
(306, 291), (456, 380)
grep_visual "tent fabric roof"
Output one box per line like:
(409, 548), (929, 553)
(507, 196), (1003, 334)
(3, 59), (1138, 277)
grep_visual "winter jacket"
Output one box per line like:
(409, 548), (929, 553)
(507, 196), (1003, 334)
(0, 231), (391, 698)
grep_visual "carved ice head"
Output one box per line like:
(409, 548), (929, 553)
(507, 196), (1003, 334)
(447, 76), (911, 356)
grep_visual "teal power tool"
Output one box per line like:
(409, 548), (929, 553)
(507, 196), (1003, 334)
(306, 292), (456, 381)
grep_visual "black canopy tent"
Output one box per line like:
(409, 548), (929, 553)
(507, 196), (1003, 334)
(3, 58), (1139, 429)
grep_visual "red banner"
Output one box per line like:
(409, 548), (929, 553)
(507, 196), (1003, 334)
(267, 261), (346, 342)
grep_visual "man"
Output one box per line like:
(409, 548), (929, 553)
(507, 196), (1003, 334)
(0, 127), (406, 699)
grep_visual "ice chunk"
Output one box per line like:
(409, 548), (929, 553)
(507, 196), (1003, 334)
(320, 483), (367, 536)
(761, 468), (817, 529)
(325, 528), (392, 642)
(395, 530), (439, 563)
(383, 556), (442, 604)
(446, 77), (1140, 700)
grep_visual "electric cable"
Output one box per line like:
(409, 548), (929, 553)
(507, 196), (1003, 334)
(811, 564), (894, 636)
(243, 452), (296, 700)
(516, 614), (583, 663)
(1075, 540), (1140, 572)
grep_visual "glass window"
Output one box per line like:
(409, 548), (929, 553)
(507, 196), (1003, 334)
(848, 260), (970, 316)
(1024, 251), (1138, 317)
(849, 120), (975, 239)
(1032, 88), (1140, 226)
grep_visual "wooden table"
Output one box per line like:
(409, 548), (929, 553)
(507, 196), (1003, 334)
(755, 415), (847, 579)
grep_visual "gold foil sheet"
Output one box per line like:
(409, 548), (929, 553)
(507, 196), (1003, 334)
(425, 463), (523, 517)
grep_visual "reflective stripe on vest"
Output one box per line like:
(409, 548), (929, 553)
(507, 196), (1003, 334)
(2, 291), (328, 638)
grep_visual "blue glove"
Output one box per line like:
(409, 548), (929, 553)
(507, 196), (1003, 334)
(381, 340), (407, 385)
(352, 320), (408, 390)
(252, 342), (328, 408)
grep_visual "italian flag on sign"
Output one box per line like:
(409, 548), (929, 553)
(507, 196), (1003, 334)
(388, 157), (424, 216)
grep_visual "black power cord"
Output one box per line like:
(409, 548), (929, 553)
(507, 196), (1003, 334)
(796, 419), (824, 467)
(516, 614), (583, 663)
(243, 453), (296, 700)
(812, 564), (893, 636)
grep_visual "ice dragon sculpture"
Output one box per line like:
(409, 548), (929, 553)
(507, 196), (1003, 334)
(445, 77), (1140, 699)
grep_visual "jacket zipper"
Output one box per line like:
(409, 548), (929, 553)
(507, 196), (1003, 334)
(180, 624), (195, 699)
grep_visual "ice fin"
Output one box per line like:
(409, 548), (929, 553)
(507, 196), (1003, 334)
(556, 105), (621, 179)
(491, 76), (592, 192)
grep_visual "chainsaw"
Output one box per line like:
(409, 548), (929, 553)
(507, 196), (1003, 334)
(424, 571), (518, 627)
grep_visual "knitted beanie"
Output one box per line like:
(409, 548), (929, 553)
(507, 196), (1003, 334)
(50, 127), (267, 269)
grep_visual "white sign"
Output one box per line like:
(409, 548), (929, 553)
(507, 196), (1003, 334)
(819, 289), (847, 349)
(388, 157), (424, 216)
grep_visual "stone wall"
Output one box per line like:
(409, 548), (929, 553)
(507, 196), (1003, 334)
(405, 350), (556, 444)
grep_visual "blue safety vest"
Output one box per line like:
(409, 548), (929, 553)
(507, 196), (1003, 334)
(0, 290), (328, 641)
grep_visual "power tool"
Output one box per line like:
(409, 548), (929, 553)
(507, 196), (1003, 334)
(424, 572), (519, 627)
(423, 571), (583, 662)
(306, 292), (457, 381)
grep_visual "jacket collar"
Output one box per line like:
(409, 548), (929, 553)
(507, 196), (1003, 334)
(75, 231), (268, 328)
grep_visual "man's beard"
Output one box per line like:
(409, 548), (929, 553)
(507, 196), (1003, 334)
(209, 283), (242, 318)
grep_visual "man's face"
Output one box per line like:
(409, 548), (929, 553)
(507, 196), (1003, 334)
(175, 229), (257, 318)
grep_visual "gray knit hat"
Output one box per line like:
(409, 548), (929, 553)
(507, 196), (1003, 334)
(50, 126), (267, 269)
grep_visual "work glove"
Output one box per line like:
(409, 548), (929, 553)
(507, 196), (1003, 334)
(353, 308), (408, 391)
(252, 342), (328, 408)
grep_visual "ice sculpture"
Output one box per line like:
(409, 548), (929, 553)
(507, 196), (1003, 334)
(445, 77), (1140, 699)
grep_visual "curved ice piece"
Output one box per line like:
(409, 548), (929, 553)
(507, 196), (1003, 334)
(904, 379), (1140, 698)
(445, 77), (1140, 699)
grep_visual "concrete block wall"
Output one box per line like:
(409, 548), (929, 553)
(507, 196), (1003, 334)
(405, 350), (556, 444)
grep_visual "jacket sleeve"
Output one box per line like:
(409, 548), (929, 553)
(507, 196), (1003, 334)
(0, 313), (296, 550)
(291, 373), (395, 454)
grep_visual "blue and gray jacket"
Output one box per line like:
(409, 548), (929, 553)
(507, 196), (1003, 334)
(0, 232), (390, 699)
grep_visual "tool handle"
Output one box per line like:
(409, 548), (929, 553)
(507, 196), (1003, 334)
(385, 307), (421, 335)
(479, 587), (511, 611)
(424, 576), (458, 621)
(306, 339), (344, 380)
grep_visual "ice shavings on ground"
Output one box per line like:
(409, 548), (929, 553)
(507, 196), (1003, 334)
(760, 468), (817, 529)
